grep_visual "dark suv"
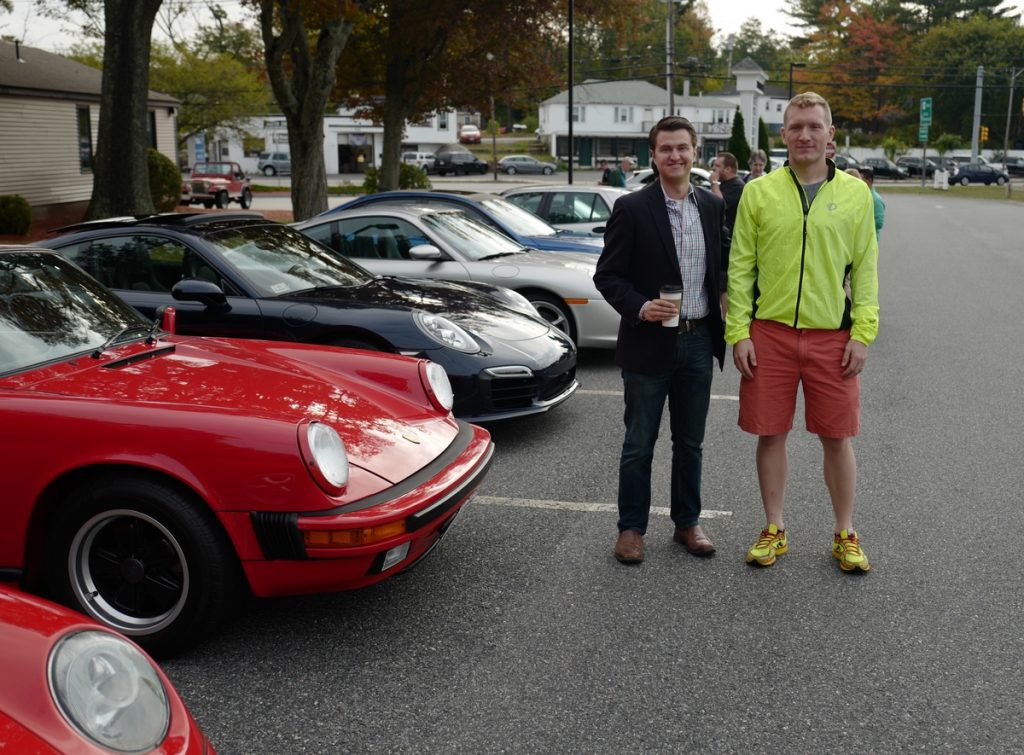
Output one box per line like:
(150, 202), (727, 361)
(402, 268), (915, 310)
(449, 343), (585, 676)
(434, 150), (489, 176)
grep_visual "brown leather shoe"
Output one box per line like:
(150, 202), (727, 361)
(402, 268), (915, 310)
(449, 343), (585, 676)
(614, 530), (644, 564)
(673, 524), (716, 557)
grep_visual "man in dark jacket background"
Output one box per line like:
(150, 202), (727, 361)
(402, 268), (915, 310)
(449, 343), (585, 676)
(594, 116), (730, 565)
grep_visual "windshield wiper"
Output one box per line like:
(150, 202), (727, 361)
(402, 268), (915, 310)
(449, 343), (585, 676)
(480, 250), (528, 260)
(91, 324), (155, 359)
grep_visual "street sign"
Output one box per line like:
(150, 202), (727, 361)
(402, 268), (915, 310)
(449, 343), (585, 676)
(919, 125), (929, 143)
(920, 97), (933, 126)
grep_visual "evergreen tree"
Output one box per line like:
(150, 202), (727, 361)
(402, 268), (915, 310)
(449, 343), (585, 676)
(727, 108), (751, 169)
(758, 118), (771, 172)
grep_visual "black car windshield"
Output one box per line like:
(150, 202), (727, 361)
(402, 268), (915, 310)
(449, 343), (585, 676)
(0, 251), (151, 375)
(422, 211), (526, 260)
(206, 224), (375, 296)
(475, 196), (560, 238)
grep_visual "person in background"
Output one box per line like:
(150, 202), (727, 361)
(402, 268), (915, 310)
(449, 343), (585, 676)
(598, 159), (611, 185)
(710, 151), (745, 232)
(726, 91), (879, 574)
(745, 150), (768, 183)
(594, 116), (730, 565)
(858, 166), (886, 238)
(608, 156), (634, 188)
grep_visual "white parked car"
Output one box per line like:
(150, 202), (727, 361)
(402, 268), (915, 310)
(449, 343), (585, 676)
(294, 205), (620, 349)
(402, 151), (437, 173)
(500, 184), (630, 234)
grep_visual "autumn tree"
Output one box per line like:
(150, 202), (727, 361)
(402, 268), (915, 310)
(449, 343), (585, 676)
(256, 0), (366, 221)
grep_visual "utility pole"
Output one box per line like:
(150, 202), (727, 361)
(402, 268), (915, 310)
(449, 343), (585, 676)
(568, 0), (574, 184)
(1003, 66), (1023, 174)
(666, 0), (675, 115)
(971, 65), (984, 163)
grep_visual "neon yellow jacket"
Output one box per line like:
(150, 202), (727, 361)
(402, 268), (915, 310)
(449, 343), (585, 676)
(725, 163), (879, 346)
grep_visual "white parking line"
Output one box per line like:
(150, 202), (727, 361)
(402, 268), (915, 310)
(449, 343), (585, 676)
(474, 495), (732, 518)
(578, 389), (738, 401)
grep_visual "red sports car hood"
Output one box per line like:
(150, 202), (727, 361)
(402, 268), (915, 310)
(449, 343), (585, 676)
(14, 336), (459, 484)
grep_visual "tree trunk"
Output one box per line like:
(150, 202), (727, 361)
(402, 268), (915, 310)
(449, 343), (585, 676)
(259, 1), (355, 222)
(85, 0), (163, 220)
(379, 58), (412, 192)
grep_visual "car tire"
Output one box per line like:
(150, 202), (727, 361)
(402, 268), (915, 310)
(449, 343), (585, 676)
(524, 290), (577, 344)
(960, 176), (970, 186)
(542, 167), (553, 175)
(507, 166), (517, 175)
(215, 191), (229, 209)
(263, 166), (277, 177)
(45, 476), (239, 658)
(240, 187), (253, 209)
(997, 176), (1007, 185)
(202, 200), (214, 209)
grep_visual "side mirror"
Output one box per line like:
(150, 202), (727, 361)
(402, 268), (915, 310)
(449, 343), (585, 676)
(172, 279), (229, 310)
(409, 244), (444, 260)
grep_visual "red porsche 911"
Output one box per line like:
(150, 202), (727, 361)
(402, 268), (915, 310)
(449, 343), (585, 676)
(0, 585), (213, 753)
(0, 246), (493, 656)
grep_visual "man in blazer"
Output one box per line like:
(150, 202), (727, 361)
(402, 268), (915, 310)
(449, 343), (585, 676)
(594, 116), (730, 565)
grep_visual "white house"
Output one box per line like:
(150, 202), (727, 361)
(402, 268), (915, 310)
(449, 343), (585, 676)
(182, 107), (471, 176)
(536, 60), (789, 168)
(0, 41), (179, 222)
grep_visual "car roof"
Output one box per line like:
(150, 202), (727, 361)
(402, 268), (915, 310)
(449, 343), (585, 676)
(500, 184), (629, 195)
(46, 212), (269, 236)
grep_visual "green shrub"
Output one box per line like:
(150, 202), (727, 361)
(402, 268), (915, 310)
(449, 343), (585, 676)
(148, 148), (182, 212)
(362, 163), (432, 193)
(0, 195), (32, 236)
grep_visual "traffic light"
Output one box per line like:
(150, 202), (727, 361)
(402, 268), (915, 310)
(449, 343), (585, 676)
(980, 125), (989, 142)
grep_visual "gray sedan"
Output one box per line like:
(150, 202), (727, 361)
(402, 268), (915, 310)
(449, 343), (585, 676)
(498, 155), (558, 175)
(294, 206), (618, 349)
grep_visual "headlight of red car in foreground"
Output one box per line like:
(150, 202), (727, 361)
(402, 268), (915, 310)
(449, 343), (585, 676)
(49, 630), (171, 752)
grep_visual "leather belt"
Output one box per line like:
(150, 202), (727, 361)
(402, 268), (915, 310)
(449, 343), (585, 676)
(678, 316), (709, 333)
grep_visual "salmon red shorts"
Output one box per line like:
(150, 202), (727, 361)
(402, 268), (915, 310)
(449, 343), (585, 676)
(738, 319), (860, 438)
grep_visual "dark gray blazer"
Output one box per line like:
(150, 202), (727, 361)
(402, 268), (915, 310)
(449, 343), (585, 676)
(594, 179), (730, 373)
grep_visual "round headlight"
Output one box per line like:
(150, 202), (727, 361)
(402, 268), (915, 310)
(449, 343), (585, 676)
(48, 630), (170, 753)
(423, 360), (455, 412)
(305, 421), (349, 491)
(414, 311), (480, 354)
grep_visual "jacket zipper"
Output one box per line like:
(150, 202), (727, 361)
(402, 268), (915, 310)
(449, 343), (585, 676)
(787, 169), (810, 328)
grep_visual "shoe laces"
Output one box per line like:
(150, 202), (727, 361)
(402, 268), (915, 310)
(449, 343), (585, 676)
(838, 531), (862, 556)
(756, 527), (781, 549)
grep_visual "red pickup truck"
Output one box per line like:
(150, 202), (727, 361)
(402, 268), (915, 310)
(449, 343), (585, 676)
(181, 161), (253, 209)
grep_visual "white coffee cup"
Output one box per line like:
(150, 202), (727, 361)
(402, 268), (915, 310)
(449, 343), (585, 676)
(659, 285), (682, 328)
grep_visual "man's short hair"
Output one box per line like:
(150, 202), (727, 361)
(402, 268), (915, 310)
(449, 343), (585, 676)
(784, 91), (832, 127)
(717, 152), (739, 172)
(648, 116), (697, 151)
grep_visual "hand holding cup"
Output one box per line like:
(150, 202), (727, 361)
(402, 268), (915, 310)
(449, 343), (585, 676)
(657, 285), (682, 328)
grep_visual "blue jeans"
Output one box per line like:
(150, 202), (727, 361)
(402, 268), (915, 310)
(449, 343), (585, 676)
(617, 324), (713, 534)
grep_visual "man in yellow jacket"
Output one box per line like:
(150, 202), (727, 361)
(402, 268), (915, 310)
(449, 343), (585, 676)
(726, 92), (879, 573)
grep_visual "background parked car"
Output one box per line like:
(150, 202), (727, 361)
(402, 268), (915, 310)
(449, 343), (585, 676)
(180, 161), (253, 209)
(295, 205), (619, 348)
(402, 151), (437, 173)
(0, 585), (212, 751)
(458, 124), (482, 144)
(1, 243), (496, 654)
(1001, 156), (1024, 176)
(832, 153), (862, 171)
(38, 213), (577, 423)
(896, 155), (937, 177)
(948, 162), (1009, 186)
(498, 155), (557, 175)
(329, 191), (605, 253)
(434, 150), (489, 176)
(862, 157), (908, 179)
(500, 184), (630, 234)
(257, 151), (291, 176)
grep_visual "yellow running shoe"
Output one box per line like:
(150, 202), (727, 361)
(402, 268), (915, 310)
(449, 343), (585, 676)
(833, 529), (871, 572)
(746, 523), (788, 566)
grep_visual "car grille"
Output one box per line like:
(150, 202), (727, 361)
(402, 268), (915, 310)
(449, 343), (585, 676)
(189, 180), (209, 193)
(482, 366), (538, 410)
(540, 366), (576, 401)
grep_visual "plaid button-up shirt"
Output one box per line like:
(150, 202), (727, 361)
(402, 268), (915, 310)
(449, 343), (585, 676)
(663, 184), (709, 319)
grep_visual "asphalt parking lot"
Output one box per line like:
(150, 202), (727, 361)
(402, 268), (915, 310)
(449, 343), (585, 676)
(162, 192), (1024, 753)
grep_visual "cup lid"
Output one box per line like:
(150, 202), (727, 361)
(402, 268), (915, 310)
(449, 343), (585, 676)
(659, 285), (683, 294)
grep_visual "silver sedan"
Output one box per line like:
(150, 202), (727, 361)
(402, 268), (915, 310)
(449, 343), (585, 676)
(294, 205), (618, 349)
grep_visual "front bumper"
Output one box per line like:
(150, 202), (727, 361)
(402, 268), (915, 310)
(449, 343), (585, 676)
(241, 421), (493, 597)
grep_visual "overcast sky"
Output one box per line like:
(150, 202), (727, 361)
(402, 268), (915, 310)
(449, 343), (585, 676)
(4, 0), (1022, 52)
